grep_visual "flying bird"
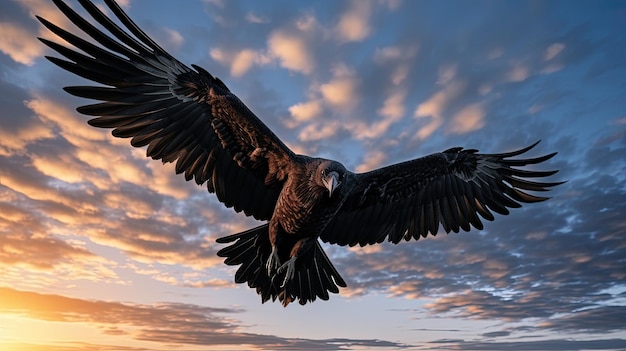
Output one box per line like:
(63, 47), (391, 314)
(38, 0), (564, 306)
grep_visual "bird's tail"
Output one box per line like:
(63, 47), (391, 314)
(216, 224), (347, 306)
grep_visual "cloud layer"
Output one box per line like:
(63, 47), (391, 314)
(1, 0), (625, 350)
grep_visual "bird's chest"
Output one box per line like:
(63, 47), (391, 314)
(274, 183), (336, 236)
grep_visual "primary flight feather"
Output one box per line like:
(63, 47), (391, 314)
(38, 0), (564, 306)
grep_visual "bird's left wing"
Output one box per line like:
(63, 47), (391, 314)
(320, 141), (564, 247)
(38, 0), (295, 220)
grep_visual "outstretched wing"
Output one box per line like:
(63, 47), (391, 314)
(320, 141), (564, 246)
(38, 0), (295, 220)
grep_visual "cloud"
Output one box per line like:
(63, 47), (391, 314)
(437, 64), (458, 85)
(506, 63), (530, 82)
(334, 0), (373, 43)
(320, 64), (360, 111)
(0, 230), (121, 287)
(73, 145), (148, 189)
(0, 22), (44, 65)
(0, 80), (54, 154)
(0, 232), (93, 270)
(298, 121), (342, 142)
(30, 153), (93, 184)
(85, 212), (225, 270)
(332, 44), (419, 156)
(447, 103), (485, 134)
(246, 12), (270, 24)
(26, 96), (107, 146)
(355, 149), (387, 173)
(427, 338), (626, 351)
(0, 287), (410, 350)
(287, 99), (323, 127)
(231, 49), (270, 76)
(13, 0), (76, 44)
(268, 30), (315, 74)
(0, 159), (96, 216)
(374, 45), (418, 85)
(346, 90), (407, 142)
(144, 161), (196, 199)
(161, 28), (184, 50)
(378, 90), (406, 120)
(545, 42), (565, 61)
(374, 46), (418, 64)
(210, 47), (271, 77)
(413, 81), (466, 140)
(3, 1), (625, 350)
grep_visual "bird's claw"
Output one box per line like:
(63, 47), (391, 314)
(277, 256), (297, 288)
(266, 247), (281, 275)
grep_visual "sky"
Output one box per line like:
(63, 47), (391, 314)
(0, 0), (625, 350)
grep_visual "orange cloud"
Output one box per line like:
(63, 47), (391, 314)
(387, 281), (424, 299)
(334, 0), (372, 42)
(210, 47), (271, 77)
(355, 149), (387, 173)
(0, 287), (247, 350)
(414, 81), (466, 140)
(26, 96), (107, 146)
(346, 90), (407, 142)
(320, 64), (360, 112)
(31, 153), (93, 185)
(0, 233), (93, 270)
(268, 31), (315, 74)
(0, 287), (393, 350)
(287, 100), (323, 127)
(0, 164), (98, 215)
(298, 121), (341, 142)
(0, 120), (53, 156)
(0, 22), (44, 65)
(0, 228), (122, 290)
(448, 103), (485, 134)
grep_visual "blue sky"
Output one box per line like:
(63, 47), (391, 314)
(0, 0), (625, 350)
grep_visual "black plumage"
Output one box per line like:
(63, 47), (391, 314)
(38, 0), (564, 306)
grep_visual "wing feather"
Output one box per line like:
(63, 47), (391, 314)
(321, 142), (564, 246)
(39, 0), (291, 220)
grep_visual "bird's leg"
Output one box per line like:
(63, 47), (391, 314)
(277, 237), (315, 288)
(266, 222), (281, 275)
(277, 256), (297, 288)
(266, 245), (281, 275)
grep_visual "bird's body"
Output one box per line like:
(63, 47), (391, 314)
(274, 159), (349, 235)
(39, 0), (564, 306)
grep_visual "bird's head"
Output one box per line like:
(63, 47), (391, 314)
(316, 160), (346, 198)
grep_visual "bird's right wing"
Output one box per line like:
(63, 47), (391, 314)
(320, 141), (564, 247)
(38, 0), (296, 220)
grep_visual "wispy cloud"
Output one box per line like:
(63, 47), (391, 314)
(413, 81), (466, 140)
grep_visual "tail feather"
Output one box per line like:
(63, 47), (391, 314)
(216, 224), (346, 306)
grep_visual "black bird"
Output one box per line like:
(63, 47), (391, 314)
(38, 0), (564, 306)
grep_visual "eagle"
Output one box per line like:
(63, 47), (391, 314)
(38, 0), (564, 306)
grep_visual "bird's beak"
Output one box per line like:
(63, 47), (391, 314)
(323, 172), (341, 197)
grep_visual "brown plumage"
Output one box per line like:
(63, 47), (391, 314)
(38, 0), (564, 306)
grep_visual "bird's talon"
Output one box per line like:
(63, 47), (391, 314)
(277, 257), (297, 288)
(266, 247), (281, 275)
